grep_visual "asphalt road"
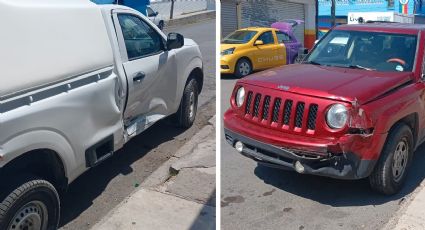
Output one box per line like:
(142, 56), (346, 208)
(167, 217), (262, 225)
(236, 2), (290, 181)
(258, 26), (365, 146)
(221, 74), (425, 230)
(59, 19), (216, 230)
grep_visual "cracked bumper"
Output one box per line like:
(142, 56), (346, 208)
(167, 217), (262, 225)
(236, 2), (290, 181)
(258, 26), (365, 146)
(224, 128), (376, 180)
(223, 109), (388, 179)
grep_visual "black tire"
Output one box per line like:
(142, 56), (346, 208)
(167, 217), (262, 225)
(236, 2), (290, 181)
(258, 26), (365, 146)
(234, 58), (252, 78)
(158, 21), (164, 30)
(176, 78), (199, 128)
(369, 123), (413, 195)
(0, 175), (60, 230)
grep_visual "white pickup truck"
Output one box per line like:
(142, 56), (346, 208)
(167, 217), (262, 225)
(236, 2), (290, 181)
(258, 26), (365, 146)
(0, 1), (203, 229)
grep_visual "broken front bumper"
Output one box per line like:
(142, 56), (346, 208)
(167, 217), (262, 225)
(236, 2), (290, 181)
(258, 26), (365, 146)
(224, 128), (376, 180)
(223, 107), (389, 180)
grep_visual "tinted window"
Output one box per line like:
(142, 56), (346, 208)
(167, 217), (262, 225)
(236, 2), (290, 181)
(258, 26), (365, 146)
(276, 31), (291, 43)
(258, 31), (274, 45)
(118, 14), (163, 60)
(147, 7), (155, 17)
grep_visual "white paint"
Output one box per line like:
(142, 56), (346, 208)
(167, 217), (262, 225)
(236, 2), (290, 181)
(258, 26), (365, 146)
(0, 0), (113, 97)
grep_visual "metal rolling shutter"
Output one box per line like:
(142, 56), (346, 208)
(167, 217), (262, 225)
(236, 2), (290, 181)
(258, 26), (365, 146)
(240, 0), (305, 45)
(221, 0), (238, 37)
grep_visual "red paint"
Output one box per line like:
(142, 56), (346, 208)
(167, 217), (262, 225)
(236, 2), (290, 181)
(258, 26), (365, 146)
(224, 24), (425, 162)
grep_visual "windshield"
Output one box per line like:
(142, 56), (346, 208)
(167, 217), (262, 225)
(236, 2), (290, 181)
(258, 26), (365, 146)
(222, 30), (258, 44)
(306, 30), (417, 72)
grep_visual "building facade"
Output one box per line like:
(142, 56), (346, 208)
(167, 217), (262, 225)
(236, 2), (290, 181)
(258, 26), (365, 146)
(221, 0), (317, 49)
(319, 0), (425, 32)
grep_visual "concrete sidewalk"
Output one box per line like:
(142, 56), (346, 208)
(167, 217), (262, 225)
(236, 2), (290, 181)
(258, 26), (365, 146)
(91, 117), (216, 230)
(384, 182), (425, 230)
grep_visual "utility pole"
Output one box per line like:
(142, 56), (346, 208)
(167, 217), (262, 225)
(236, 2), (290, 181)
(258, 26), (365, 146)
(331, 0), (336, 27)
(170, 0), (175, 19)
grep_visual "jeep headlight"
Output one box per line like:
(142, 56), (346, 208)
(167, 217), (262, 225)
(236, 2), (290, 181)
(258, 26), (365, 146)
(326, 104), (348, 129)
(221, 48), (235, 56)
(235, 87), (245, 107)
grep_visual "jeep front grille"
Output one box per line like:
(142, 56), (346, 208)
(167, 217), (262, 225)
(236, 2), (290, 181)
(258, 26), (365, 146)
(243, 90), (319, 133)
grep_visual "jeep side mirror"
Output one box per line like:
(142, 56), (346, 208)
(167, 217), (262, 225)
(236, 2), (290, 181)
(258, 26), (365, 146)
(254, 40), (264, 46)
(167, 32), (184, 50)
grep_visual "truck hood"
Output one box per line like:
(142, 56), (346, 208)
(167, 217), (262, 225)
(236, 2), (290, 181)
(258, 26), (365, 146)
(184, 38), (198, 47)
(240, 64), (414, 105)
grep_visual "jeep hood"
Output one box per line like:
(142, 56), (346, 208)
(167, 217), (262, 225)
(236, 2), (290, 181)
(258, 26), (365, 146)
(240, 64), (414, 105)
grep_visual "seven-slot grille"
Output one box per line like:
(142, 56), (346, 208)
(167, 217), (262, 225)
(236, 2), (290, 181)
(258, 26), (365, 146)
(243, 91), (319, 133)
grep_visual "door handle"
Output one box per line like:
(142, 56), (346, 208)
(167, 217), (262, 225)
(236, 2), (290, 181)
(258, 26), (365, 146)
(133, 72), (145, 83)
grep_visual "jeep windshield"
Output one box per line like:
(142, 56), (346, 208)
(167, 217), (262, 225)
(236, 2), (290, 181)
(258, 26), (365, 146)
(306, 30), (417, 72)
(222, 30), (258, 44)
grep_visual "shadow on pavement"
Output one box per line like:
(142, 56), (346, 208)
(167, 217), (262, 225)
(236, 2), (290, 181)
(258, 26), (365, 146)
(58, 118), (187, 227)
(221, 74), (240, 80)
(254, 143), (425, 207)
(189, 189), (216, 230)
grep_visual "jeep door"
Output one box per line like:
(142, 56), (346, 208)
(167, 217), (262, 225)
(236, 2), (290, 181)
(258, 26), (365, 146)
(113, 11), (178, 123)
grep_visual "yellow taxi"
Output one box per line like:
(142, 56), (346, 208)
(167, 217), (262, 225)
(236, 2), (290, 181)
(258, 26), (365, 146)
(221, 27), (287, 77)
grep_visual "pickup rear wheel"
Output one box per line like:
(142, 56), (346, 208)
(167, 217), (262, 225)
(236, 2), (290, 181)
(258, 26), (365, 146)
(0, 176), (60, 230)
(369, 123), (413, 195)
(176, 78), (198, 128)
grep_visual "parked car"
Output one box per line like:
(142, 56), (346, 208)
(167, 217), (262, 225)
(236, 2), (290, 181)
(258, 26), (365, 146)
(220, 21), (302, 78)
(147, 5), (165, 30)
(224, 23), (423, 195)
(271, 20), (303, 63)
(0, 1), (203, 229)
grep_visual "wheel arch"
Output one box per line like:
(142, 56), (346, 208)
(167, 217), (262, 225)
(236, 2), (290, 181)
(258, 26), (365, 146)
(237, 56), (253, 69)
(391, 113), (419, 148)
(0, 149), (68, 193)
(187, 67), (203, 94)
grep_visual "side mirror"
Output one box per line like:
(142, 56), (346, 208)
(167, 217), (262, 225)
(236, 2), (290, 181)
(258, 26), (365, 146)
(167, 32), (184, 50)
(154, 11), (159, 16)
(254, 40), (264, 46)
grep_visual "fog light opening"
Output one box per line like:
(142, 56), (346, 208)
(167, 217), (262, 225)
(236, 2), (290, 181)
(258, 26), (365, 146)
(235, 141), (244, 153)
(295, 161), (305, 173)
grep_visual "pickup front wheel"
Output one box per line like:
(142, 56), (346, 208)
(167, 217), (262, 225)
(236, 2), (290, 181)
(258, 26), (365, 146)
(0, 176), (60, 230)
(176, 78), (199, 128)
(369, 123), (413, 195)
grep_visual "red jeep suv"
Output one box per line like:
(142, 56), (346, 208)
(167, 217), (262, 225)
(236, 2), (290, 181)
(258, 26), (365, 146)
(224, 23), (424, 195)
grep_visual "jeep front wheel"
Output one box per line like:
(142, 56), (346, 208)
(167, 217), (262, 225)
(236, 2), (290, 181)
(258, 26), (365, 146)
(369, 123), (413, 195)
(0, 176), (60, 230)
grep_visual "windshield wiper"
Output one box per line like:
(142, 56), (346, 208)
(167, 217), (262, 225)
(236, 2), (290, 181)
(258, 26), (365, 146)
(347, 64), (375, 71)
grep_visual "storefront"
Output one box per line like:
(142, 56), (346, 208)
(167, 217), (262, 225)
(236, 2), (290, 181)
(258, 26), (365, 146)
(318, 0), (423, 33)
(221, 0), (317, 49)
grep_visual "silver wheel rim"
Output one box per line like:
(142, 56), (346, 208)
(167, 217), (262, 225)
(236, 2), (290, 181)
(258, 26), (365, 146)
(239, 62), (250, 76)
(8, 201), (48, 230)
(189, 91), (195, 119)
(392, 137), (409, 182)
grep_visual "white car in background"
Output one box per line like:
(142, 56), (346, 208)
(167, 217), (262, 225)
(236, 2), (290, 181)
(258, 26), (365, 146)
(147, 5), (165, 30)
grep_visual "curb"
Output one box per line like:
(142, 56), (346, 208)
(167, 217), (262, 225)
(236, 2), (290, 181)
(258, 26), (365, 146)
(142, 115), (216, 188)
(166, 10), (215, 28)
(384, 181), (425, 230)
(91, 115), (216, 229)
